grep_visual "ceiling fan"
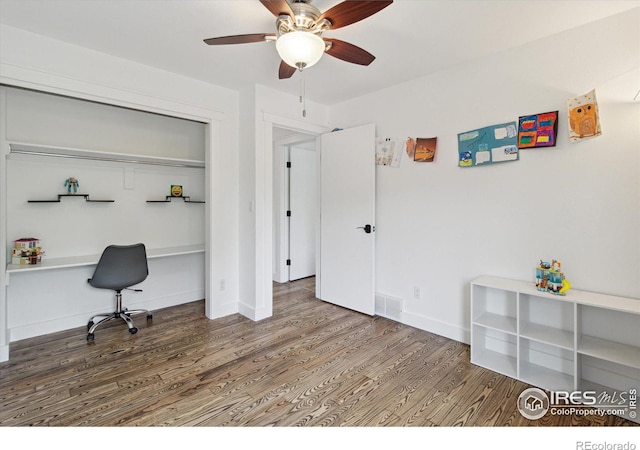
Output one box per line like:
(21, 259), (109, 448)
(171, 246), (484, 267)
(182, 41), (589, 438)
(203, 0), (393, 79)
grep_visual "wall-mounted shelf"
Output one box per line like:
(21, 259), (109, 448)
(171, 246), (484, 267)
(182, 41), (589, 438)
(28, 194), (114, 203)
(147, 196), (204, 204)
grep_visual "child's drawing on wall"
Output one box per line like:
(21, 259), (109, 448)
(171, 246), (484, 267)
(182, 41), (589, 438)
(567, 89), (601, 142)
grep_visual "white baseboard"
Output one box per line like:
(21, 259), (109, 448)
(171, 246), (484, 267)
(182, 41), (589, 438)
(9, 289), (205, 342)
(238, 301), (272, 322)
(0, 344), (8, 363)
(207, 300), (239, 319)
(401, 310), (470, 345)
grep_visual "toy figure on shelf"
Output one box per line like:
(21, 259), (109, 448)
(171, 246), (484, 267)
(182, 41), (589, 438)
(64, 177), (79, 194)
(535, 259), (571, 296)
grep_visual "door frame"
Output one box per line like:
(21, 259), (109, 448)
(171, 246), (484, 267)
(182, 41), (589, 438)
(260, 113), (329, 314)
(272, 132), (316, 284)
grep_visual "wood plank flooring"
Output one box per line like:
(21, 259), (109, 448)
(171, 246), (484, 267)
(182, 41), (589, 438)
(0, 277), (635, 427)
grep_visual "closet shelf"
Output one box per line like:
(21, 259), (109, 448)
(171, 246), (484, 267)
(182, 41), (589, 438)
(28, 194), (114, 203)
(147, 196), (205, 204)
(8, 142), (205, 169)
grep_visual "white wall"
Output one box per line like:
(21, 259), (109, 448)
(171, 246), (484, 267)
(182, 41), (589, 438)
(5, 86), (206, 160)
(238, 84), (329, 320)
(328, 9), (640, 343)
(4, 87), (206, 255)
(0, 25), (240, 358)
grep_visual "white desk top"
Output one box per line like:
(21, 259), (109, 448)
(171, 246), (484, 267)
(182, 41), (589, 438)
(6, 244), (204, 273)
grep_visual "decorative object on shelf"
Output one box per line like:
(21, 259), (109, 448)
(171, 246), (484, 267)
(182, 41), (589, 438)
(64, 177), (79, 194)
(170, 185), (183, 197)
(28, 194), (114, 203)
(11, 237), (44, 265)
(535, 259), (571, 295)
(517, 111), (558, 149)
(458, 122), (519, 167)
(567, 89), (601, 142)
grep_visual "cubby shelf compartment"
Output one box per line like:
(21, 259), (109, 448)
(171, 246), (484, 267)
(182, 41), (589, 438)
(520, 361), (575, 393)
(578, 336), (640, 370)
(470, 275), (640, 424)
(519, 337), (574, 392)
(471, 325), (517, 379)
(28, 194), (114, 203)
(146, 196), (204, 204)
(520, 322), (573, 350)
(474, 312), (516, 334)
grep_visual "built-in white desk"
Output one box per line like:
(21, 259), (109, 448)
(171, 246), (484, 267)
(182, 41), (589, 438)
(4, 244), (206, 345)
(6, 244), (205, 274)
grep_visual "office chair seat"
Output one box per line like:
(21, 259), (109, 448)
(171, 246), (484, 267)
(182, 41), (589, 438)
(86, 243), (152, 341)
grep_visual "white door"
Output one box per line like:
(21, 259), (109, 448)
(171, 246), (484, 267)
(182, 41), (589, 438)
(288, 144), (317, 280)
(318, 123), (376, 315)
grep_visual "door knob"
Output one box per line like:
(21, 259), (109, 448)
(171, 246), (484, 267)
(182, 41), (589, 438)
(357, 224), (375, 234)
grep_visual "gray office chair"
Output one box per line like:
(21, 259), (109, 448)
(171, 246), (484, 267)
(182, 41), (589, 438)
(86, 243), (152, 341)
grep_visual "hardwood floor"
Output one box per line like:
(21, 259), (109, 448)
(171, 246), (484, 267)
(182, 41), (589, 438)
(0, 277), (635, 427)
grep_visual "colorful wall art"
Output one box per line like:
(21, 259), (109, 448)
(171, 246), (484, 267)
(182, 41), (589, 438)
(405, 138), (415, 159)
(413, 137), (437, 162)
(458, 122), (518, 167)
(567, 89), (601, 142)
(518, 111), (558, 148)
(375, 137), (403, 167)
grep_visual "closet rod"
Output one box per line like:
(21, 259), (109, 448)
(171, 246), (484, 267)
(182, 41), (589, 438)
(9, 149), (205, 169)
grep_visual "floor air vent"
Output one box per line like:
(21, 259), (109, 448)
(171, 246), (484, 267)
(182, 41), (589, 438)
(375, 293), (403, 321)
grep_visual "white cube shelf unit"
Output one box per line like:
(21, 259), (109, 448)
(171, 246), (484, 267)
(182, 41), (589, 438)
(471, 276), (640, 423)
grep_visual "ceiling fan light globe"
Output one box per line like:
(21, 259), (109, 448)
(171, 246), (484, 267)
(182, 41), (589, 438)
(276, 31), (325, 70)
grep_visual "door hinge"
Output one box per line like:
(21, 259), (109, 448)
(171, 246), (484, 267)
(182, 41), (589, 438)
(286, 210), (291, 217)
(286, 259), (291, 266)
(286, 161), (291, 168)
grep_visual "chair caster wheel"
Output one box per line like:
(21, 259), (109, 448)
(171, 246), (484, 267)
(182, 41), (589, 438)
(129, 327), (138, 334)
(87, 321), (94, 331)
(146, 314), (153, 321)
(87, 333), (95, 342)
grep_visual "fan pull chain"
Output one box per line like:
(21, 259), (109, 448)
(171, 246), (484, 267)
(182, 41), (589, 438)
(299, 69), (307, 118)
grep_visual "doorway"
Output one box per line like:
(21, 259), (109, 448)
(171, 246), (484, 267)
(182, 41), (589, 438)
(272, 127), (317, 283)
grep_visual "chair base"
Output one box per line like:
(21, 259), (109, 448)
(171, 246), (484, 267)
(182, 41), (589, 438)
(87, 291), (152, 341)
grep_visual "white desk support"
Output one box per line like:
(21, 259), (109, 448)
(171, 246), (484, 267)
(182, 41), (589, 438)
(470, 276), (640, 423)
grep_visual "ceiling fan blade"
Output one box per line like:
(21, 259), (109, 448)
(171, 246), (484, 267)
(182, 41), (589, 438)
(325, 39), (375, 66)
(260, 0), (295, 18)
(279, 60), (297, 79)
(318, 0), (393, 30)
(203, 33), (275, 45)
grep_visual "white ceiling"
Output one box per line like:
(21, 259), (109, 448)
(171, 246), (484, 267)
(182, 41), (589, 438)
(1, 0), (638, 105)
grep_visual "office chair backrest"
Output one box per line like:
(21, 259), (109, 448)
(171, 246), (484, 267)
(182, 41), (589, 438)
(89, 243), (149, 291)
